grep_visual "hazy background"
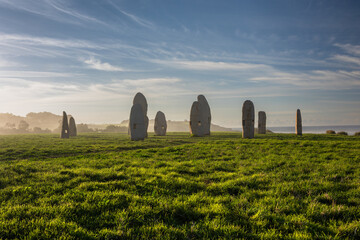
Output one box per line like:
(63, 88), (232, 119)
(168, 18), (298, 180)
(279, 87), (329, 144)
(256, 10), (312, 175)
(0, 0), (359, 128)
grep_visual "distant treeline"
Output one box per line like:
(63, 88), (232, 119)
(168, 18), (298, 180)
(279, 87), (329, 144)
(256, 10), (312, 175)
(0, 112), (235, 134)
(0, 112), (102, 134)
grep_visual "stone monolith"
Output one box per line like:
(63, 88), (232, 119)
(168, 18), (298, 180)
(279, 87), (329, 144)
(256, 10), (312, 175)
(133, 92), (148, 137)
(258, 111), (266, 134)
(133, 92), (148, 116)
(60, 111), (69, 139)
(296, 109), (302, 136)
(189, 101), (204, 136)
(154, 111), (167, 136)
(242, 100), (255, 139)
(129, 104), (146, 141)
(197, 95), (211, 135)
(69, 116), (77, 137)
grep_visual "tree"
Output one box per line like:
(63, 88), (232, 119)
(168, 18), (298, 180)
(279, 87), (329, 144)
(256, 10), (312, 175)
(18, 120), (29, 131)
(76, 124), (94, 133)
(5, 122), (15, 129)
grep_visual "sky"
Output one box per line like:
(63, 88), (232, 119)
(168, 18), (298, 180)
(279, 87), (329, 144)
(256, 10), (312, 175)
(0, 0), (359, 127)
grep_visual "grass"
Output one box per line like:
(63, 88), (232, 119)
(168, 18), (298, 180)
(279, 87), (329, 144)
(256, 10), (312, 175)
(0, 132), (360, 239)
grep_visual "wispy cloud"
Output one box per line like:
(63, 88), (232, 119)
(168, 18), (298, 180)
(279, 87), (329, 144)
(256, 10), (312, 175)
(0, 70), (75, 78)
(152, 59), (268, 70)
(0, 58), (20, 68)
(0, 34), (102, 49)
(0, 77), (185, 107)
(121, 78), (181, 86)
(107, 0), (154, 29)
(83, 57), (125, 72)
(45, 0), (106, 25)
(331, 55), (360, 66)
(334, 43), (360, 56)
(0, 0), (107, 26)
(250, 70), (360, 89)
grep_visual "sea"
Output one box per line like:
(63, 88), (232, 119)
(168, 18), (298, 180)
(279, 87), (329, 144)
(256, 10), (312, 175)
(232, 125), (360, 135)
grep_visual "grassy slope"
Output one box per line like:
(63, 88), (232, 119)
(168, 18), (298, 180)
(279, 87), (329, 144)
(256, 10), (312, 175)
(0, 133), (359, 239)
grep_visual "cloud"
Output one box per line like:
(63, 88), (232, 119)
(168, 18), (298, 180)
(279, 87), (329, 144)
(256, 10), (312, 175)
(0, 34), (102, 49)
(0, 77), (185, 107)
(334, 43), (360, 56)
(107, 1), (154, 29)
(83, 57), (125, 72)
(331, 55), (360, 66)
(152, 59), (268, 70)
(250, 70), (360, 89)
(90, 78), (186, 97)
(121, 78), (181, 86)
(0, 70), (75, 78)
(0, 58), (20, 68)
(45, 0), (106, 25)
(0, 0), (107, 26)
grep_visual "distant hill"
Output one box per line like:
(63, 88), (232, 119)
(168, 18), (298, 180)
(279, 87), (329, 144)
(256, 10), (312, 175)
(0, 112), (235, 133)
(0, 112), (62, 130)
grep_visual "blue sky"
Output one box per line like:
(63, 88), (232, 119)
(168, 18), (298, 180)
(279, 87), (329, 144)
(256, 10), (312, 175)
(0, 0), (359, 127)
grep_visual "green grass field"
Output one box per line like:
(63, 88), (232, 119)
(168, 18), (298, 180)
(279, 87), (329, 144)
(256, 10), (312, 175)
(0, 133), (359, 239)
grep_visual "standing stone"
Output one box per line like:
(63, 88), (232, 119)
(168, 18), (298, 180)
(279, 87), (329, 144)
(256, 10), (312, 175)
(69, 116), (77, 137)
(296, 109), (302, 136)
(242, 100), (255, 139)
(258, 111), (266, 134)
(133, 92), (148, 116)
(189, 101), (205, 136)
(129, 104), (146, 141)
(60, 111), (69, 139)
(197, 95), (211, 135)
(154, 111), (167, 136)
(133, 92), (148, 137)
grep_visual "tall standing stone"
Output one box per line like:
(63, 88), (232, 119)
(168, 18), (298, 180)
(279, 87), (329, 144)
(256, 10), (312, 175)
(133, 92), (148, 137)
(154, 111), (167, 136)
(60, 111), (69, 139)
(242, 100), (255, 139)
(129, 104), (146, 141)
(197, 95), (211, 135)
(189, 101), (205, 137)
(296, 109), (302, 136)
(258, 111), (266, 134)
(69, 116), (77, 137)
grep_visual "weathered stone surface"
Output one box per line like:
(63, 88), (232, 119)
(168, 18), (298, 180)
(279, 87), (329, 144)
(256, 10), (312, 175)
(145, 115), (149, 138)
(258, 111), (266, 134)
(60, 111), (69, 139)
(69, 116), (77, 137)
(197, 95), (211, 135)
(133, 92), (148, 138)
(242, 100), (255, 139)
(129, 104), (146, 141)
(133, 92), (148, 116)
(189, 101), (205, 137)
(154, 111), (167, 136)
(296, 109), (302, 135)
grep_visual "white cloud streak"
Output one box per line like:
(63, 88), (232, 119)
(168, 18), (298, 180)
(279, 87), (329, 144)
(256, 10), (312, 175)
(83, 57), (125, 72)
(0, 34), (103, 49)
(0, 0), (108, 26)
(152, 59), (268, 70)
(331, 55), (360, 66)
(334, 43), (360, 56)
(107, 1), (154, 29)
(250, 70), (360, 89)
(0, 70), (75, 78)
